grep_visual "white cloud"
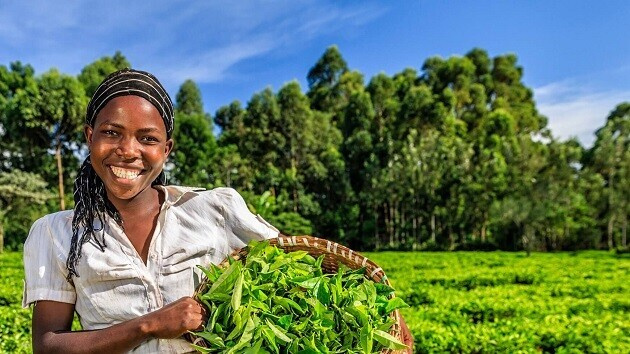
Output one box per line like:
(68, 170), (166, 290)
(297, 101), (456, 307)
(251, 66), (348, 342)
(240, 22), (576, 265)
(157, 38), (276, 84)
(0, 1), (385, 87)
(534, 80), (629, 148)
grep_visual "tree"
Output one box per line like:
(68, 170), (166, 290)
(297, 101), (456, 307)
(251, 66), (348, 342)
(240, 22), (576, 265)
(0, 62), (46, 173)
(588, 103), (630, 248)
(78, 51), (130, 97)
(307, 45), (349, 112)
(176, 79), (204, 116)
(170, 80), (217, 187)
(0, 170), (52, 252)
(171, 112), (217, 187)
(37, 69), (87, 209)
(2, 67), (86, 209)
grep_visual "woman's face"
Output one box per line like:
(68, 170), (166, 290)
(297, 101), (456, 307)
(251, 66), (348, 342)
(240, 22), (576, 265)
(85, 95), (173, 204)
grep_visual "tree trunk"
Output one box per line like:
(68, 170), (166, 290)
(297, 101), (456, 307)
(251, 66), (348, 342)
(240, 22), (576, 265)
(56, 140), (65, 210)
(412, 213), (418, 249)
(622, 217), (627, 248)
(374, 205), (379, 249)
(0, 222), (4, 253)
(292, 187), (298, 213)
(607, 215), (615, 250)
(523, 223), (531, 256)
(394, 201), (400, 245)
(388, 202), (396, 247)
(607, 175), (614, 249)
(430, 211), (436, 243)
(480, 211), (488, 242)
(400, 203), (405, 245)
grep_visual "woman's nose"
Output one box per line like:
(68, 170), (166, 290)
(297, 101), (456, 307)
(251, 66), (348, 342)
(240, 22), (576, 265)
(115, 138), (141, 159)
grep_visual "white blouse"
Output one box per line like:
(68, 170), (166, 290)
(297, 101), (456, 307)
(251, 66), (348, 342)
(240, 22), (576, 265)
(22, 186), (279, 353)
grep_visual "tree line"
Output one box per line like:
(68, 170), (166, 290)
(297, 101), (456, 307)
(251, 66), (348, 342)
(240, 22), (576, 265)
(0, 47), (628, 253)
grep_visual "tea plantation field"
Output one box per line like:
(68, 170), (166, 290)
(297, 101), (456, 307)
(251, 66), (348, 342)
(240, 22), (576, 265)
(1, 251), (628, 353)
(366, 251), (630, 353)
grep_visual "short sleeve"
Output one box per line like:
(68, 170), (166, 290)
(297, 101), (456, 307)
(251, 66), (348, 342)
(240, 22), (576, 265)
(22, 215), (76, 308)
(218, 188), (280, 242)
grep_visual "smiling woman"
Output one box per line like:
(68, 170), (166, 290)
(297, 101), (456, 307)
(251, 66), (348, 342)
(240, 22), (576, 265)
(21, 69), (280, 353)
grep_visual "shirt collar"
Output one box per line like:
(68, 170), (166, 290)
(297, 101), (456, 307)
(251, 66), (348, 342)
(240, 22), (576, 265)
(155, 185), (205, 206)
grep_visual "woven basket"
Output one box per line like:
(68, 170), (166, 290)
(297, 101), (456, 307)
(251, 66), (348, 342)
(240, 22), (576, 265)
(188, 235), (411, 353)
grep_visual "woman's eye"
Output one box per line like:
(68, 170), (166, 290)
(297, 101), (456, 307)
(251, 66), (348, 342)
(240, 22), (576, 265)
(102, 130), (118, 136)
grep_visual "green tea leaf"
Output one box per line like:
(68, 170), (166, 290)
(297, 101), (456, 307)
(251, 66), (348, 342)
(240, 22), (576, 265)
(192, 331), (225, 348)
(231, 272), (244, 311)
(292, 276), (323, 289)
(207, 261), (242, 296)
(274, 296), (305, 314)
(266, 319), (292, 344)
(384, 297), (409, 314)
(262, 326), (280, 353)
(278, 314), (292, 330)
(189, 343), (212, 353)
(360, 325), (373, 354)
(315, 281), (331, 305)
(374, 329), (408, 350)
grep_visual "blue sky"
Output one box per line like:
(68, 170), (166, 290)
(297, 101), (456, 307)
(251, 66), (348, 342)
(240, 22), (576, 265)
(1, 1), (628, 147)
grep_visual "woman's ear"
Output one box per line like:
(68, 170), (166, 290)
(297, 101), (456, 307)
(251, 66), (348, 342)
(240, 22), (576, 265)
(84, 125), (94, 146)
(164, 138), (174, 156)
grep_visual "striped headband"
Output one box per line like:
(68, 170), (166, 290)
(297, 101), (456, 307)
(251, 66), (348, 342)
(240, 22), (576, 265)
(86, 68), (174, 138)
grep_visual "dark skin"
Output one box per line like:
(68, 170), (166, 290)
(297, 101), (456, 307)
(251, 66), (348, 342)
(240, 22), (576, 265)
(32, 96), (207, 353)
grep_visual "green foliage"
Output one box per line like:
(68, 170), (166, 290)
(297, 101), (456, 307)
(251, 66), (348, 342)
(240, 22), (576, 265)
(0, 170), (53, 252)
(1, 47), (628, 252)
(0, 64), (86, 210)
(192, 241), (407, 353)
(176, 79), (204, 116)
(0, 252), (81, 353)
(307, 45), (349, 112)
(170, 112), (217, 187)
(78, 51), (130, 97)
(585, 103), (630, 249)
(366, 251), (630, 353)
(0, 252), (31, 353)
(241, 191), (312, 236)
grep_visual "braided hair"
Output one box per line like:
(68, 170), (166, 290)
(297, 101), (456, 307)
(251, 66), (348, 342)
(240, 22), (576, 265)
(66, 68), (174, 281)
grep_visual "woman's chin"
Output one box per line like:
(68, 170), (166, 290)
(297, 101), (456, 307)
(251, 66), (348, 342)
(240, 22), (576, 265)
(105, 180), (151, 203)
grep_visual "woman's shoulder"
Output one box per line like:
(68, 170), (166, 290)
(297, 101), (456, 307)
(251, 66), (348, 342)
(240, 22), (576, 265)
(30, 210), (74, 231)
(25, 210), (74, 250)
(162, 185), (242, 205)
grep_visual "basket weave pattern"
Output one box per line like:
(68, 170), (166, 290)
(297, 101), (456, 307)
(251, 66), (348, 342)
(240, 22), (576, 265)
(190, 235), (410, 354)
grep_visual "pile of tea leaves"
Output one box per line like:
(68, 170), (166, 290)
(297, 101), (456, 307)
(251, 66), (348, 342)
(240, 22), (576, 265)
(191, 240), (408, 353)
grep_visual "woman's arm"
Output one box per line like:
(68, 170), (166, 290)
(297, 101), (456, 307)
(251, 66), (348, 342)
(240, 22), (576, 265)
(33, 297), (206, 354)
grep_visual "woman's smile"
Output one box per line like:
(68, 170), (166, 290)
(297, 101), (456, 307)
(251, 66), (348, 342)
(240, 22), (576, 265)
(109, 166), (143, 180)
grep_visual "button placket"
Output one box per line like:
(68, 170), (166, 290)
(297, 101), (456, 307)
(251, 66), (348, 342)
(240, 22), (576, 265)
(150, 205), (169, 309)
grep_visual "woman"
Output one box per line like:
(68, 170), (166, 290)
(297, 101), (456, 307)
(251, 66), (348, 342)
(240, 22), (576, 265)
(22, 69), (280, 353)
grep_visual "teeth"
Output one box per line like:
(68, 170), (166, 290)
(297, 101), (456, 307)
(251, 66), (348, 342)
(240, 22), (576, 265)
(110, 166), (140, 180)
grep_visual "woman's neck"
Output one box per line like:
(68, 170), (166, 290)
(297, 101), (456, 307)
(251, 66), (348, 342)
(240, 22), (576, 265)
(108, 186), (163, 219)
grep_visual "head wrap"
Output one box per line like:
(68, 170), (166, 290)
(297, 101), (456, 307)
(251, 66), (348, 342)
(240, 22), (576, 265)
(86, 68), (174, 137)
(66, 68), (174, 281)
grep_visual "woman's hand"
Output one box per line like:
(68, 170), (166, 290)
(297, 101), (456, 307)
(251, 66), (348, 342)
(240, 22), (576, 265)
(144, 297), (207, 339)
